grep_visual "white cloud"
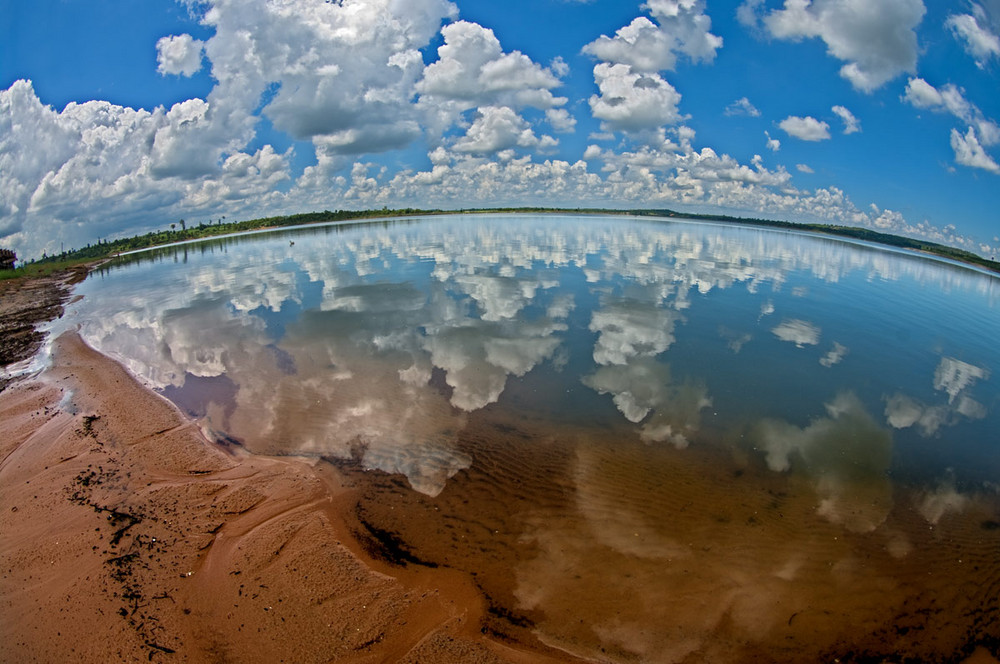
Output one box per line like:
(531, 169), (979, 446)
(725, 96), (761, 117)
(946, 5), (1000, 68)
(902, 76), (945, 108)
(903, 77), (1000, 173)
(951, 127), (1000, 174)
(762, 0), (925, 92)
(765, 130), (781, 152)
(583, 0), (722, 72)
(1, 0), (994, 268)
(149, 98), (223, 178)
(546, 108), (577, 133)
(588, 63), (684, 132)
(779, 115), (831, 141)
(737, 0), (766, 28)
(156, 34), (205, 77)
(451, 106), (550, 154)
(0, 78), (291, 252)
(644, 0), (724, 62)
(581, 0), (719, 136)
(417, 20), (566, 140)
(796, 163), (814, 173)
(831, 105), (860, 134)
(168, 0), (458, 167)
(903, 78), (999, 145)
(584, 17), (680, 72)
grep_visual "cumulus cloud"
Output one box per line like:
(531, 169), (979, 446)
(951, 127), (1000, 173)
(422, 319), (565, 411)
(156, 34), (205, 77)
(946, 4), (1000, 68)
(902, 77), (1000, 173)
(903, 78), (1000, 145)
(902, 76), (944, 108)
(218, 0), (455, 150)
(765, 130), (781, 151)
(719, 326), (753, 353)
(546, 108), (577, 133)
(451, 106), (554, 154)
(584, 16), (681, 72)
(761, 0), (925, 92)
(779, 115), (831, 141)
(831, 105), (860, 134)
(0, 78), (291, 251)
(588, 63), (684, 132)
(583, 0), (722, 72)
(582, 0), (719, 134)
(1, 0), (995, 263)
(417, 20), (567, 141)
(796, 163), (814, 173)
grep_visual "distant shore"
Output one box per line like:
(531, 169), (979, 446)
(16, 207), (1000, 277)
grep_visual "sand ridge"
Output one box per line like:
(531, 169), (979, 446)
(0, 332), (578, 663)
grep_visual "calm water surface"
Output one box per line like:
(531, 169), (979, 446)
(62, 214), (999, 662)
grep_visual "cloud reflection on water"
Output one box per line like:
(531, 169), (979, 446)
(65, 215), (999, 496)
(754, 392), (893, 533)
(884, 355), (990, 438)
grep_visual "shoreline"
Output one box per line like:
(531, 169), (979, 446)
(0, 292), (578, 662)
(0, 264), (91, 390)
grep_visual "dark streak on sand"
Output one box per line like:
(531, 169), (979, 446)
(0, 265), (91, 390)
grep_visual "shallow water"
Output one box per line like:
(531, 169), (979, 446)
(61, 214), (1000, 661)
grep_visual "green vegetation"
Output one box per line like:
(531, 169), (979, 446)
(12, 206), (1000, 276)
(1, 257), (97, 282)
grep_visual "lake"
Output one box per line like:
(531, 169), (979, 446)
(60, 214), (999, 662)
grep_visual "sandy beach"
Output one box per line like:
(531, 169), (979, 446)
(0, 274), (577, 662)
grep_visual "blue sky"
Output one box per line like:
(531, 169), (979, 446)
(2, 0), (998, 260)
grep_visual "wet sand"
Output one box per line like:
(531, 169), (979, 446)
(0, 265), (90, 389)
(0, 331), (576, 663)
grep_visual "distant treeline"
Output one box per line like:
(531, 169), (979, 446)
(24, 206), (1000, 275)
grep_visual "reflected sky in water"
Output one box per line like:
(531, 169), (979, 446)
(61, 214), (998, 500)
(57, 214), (1000, 660)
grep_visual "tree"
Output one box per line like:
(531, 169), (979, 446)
(0, 248), (16, 270)
(180, 219), (186, 231)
